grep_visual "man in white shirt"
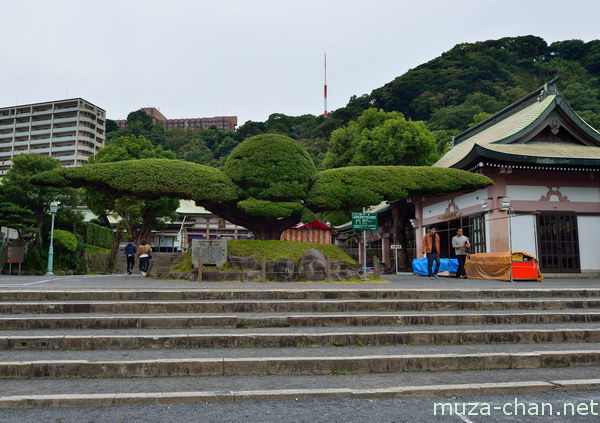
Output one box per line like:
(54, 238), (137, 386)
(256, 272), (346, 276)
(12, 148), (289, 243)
(452, 228), (470, 279)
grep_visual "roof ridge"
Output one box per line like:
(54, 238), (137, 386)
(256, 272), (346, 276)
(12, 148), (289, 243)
(453, 76), (559, 145)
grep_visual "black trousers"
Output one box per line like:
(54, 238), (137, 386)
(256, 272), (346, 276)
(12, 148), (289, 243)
(456, 255), (467, 278)
(126, 255), (135, 274)
(139, 256), (150, 273)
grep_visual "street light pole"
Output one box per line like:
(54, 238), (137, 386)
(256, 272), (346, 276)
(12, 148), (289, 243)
(45, 201), (58, 276)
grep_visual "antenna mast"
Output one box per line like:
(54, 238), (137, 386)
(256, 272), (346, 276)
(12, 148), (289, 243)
(323, 53), (328, 118)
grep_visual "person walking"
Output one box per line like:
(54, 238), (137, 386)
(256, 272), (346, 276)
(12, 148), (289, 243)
(137, 239), (152, 277)
(422, 226), (441, 279)
(124, 238), (137, 275)
(452, 228), (470, 279)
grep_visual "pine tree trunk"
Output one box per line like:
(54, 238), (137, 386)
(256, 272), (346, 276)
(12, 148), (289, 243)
(107, 228), (123, 273)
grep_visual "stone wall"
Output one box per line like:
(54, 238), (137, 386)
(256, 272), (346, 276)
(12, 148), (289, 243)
(165, 248), (360, 282)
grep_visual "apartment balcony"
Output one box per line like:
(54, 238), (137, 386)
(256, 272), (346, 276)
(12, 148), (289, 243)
(13, 141), (29, 147)
(0, 133), (14, 139)
(30, 138), (51, 145)
(53, 107), (79, 114)
(0, 122), (14, 130)
(52, 135), (76, 142)
(30, 128), (54, 135)
(31, 147), (50, 154)
(31, 110), (53, 117)
(30, 119), (53, 126)
(15, 112), (32, 118)
(52, 126), (77, 133)
(0, 151), (13, 158)
(55, 155), (75, 162)
(51, 145), (75, 153)
(52, 117), (77, 124)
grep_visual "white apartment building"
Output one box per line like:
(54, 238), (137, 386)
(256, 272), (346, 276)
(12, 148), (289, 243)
(0, 98), (106, 175)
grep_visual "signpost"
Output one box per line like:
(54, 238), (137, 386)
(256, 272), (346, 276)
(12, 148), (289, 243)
(352, 211), (378, 280)
(7, 246), (24, 275)
(391, 244), (402, 274)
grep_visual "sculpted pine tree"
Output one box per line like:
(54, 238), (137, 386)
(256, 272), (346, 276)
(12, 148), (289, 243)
(33, 134), (493, 240)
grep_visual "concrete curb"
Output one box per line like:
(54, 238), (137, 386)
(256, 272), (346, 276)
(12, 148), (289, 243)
(0, 288), (598, 302)
(1, 379), (599, 408)
(1, 328), (599, 350)
(3, 298), (600, 314)
(1, 311), (600, 330)
(1, 350), (599, 379)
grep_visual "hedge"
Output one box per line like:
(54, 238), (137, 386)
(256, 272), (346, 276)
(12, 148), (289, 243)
(82, 222), (114, 249)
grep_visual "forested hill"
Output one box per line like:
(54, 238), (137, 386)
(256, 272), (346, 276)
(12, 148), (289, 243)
(108, 36), (600, 168)
(326, 35), (600, 134)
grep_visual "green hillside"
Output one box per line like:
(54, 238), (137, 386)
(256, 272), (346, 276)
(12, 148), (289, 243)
(108, 36), (600, 168)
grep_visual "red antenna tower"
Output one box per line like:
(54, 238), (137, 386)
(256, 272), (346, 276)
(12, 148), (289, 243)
(323, 53), (328, 118)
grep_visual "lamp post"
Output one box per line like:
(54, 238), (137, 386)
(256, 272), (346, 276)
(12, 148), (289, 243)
(45, 201), (59, 276)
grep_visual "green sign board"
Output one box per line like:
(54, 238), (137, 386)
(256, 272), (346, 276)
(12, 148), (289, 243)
(352, 212), (378, 231)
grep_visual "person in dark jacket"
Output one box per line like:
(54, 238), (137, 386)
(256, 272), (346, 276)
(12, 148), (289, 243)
(124, 239), (137, 275)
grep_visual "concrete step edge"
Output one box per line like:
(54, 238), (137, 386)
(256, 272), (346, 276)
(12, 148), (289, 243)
(1, 379), (600, 408)
(1, 288), (599, 301)
(2, 312), (600, 330)
(1, 350), (600, 379)
(1, 328), (599, 350)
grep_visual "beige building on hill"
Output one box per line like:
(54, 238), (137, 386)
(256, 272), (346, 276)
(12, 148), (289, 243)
(0, 98), (106, 175)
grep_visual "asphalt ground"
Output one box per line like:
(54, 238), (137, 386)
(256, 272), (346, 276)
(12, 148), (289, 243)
(0, 273), (598, 290)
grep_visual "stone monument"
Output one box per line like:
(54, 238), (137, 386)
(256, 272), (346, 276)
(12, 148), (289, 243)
(191, 239), (227, 268)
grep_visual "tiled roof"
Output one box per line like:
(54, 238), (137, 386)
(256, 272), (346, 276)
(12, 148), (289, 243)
(433, 83), (600, 169)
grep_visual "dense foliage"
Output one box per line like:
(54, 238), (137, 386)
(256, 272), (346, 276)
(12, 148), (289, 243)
(34, 134), (492, 240)
(224, 134), (316, 200)
(322, 108), (438, 168)
(79, 222), (114, 249)
(53, 229), (78, 252)
(307, 166), (493, 212)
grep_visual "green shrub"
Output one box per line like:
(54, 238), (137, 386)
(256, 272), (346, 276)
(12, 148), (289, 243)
(82, 222), (114, 249)
(53, 230), (78, 252)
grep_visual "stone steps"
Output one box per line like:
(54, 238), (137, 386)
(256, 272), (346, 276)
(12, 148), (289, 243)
(1, 310), (600, 330)
(2, 286), (600, 408)
(3, 349), (600, 379)
(3, 298), (600, 314)
(2, 325), (600, 350)
(1, 288), (599, 301)
(1, 367), (599, 408)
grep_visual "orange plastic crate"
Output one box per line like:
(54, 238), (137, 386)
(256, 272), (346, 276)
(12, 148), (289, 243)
(512, 261), (538, 280)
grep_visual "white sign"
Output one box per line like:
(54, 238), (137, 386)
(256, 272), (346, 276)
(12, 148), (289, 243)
(390, 245), (402, 250)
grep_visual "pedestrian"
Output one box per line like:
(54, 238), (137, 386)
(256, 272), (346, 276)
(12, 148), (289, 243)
(124, 238), (137, 275)
(137, 239), (152, 277)
(422, 226), (441, 279)
(452, 228), (470, 279)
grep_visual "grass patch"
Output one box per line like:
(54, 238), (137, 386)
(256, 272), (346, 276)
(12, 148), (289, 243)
(170, 250), (194, 272)
(330, 370), (350, 375)
(228, 239), (355, 263)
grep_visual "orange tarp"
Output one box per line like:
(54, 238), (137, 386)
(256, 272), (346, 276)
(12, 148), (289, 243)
(464, 251), (543, 282)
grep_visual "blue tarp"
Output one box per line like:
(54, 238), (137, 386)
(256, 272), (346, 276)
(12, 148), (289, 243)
(412, 258), (458, 276)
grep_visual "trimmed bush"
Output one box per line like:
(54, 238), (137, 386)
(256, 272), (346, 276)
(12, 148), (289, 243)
(53, 230), (78, 252)
(82, 222), (114, 249)
(224, 134), (316, 201)
(306, 166), (493, 211)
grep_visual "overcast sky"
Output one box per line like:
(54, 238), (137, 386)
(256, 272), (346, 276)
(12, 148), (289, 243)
(1, 0), (598, 125)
